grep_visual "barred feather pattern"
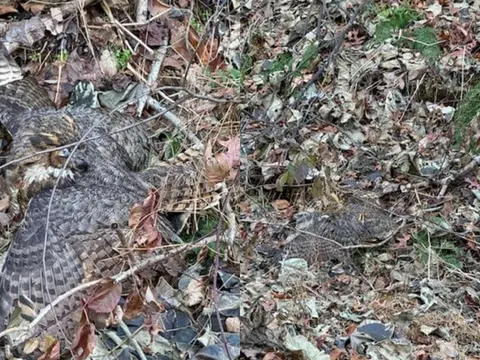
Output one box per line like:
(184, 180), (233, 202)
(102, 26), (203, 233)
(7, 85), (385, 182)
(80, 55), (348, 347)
(0, 76), (223, 357)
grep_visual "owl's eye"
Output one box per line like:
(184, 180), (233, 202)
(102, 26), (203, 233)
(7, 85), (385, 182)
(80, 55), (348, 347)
(59, 148), (71, 158)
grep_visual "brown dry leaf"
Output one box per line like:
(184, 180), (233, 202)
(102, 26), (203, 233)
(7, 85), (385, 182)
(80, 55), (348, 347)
(263, 352), (282, 360)
(467, 234), (477, 250)
(183, 278), (206, 306)
(163, 54), (185, 70)
(218, 136), (240, 169)
(0, 4), (16, 15)
(205, 154), (230, 183)
(129, 189), (162, 249)
(20, 2), (44, 14)
(86, 280), (122, 314)
(143, 296), (165, 337)
(199, 37), (223, 71)
(237, 200), (251, 214)
(330, 348), (347, 360)
(150, 0), (171, 16)
(196, 244), (209, 263)
(204, 140), (230, 184)
(394, 233), (411, 249)
(271, 199), (290, 211)
(169, 20), (193, 62)
(71, 312), (96, 360)
(23, 337), (40, 355)
(146, 20), (169, 47)
(38, 340), (60, 360)
(123, 291), (145, 320)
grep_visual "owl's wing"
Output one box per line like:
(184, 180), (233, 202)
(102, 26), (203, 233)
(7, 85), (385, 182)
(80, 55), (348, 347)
(0, 209), (131, 351)
(0, 203), (84, 339)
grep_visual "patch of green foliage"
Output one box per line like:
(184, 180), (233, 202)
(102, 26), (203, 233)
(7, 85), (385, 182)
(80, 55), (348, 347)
(454, 82), (480, 150)
(183, 213), (222, 263)
(30, 52), (42, 63)
(230, 54), (254, 86)
(261, 44), (319, 94)
(56, 49), (69, 63)
(403, 27), (441, 60)
(114, 48), (132, 70)
(162, 132), (184, 160)
(198, 8), (212, 21)
(294, 44), (319, 76)
(204, 53), (253, 88)
(276, 154), (317, 192)
(268, 52), (293, 73)
(413, 230), (463, 270)
(190, 17), (202, 33)
(374, 5), (422, 42)
(183, 213), (219, 242)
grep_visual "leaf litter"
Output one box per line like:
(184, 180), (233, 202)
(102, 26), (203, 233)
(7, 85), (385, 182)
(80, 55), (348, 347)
(0, 0), (240, 359)
(239, 0), (480, 358)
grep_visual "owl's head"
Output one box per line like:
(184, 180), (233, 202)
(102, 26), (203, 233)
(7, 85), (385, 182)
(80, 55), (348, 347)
(5, 112), (89, 217)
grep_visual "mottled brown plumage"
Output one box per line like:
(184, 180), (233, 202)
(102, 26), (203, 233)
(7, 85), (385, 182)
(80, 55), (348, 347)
(260, 200), (396, 266)
(0, 75), (222, 356)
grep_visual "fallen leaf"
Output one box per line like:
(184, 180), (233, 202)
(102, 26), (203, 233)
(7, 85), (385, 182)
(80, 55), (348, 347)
(0, 4), (17, 16)
(71, 312), (96, 360)
(183, 278), (206, 306)
(263, 352), (282, 360)
(218, 136), (240, 168)
(271, 199), (291, 211)
(204, 140), (230, 184)
(23, 338), (40, 355)
(38, 340), (60, 360)
(86, 280), (122, 314)
(129, 189), (162, 249)
(123, 291), (145, 320)
(394, 233), (411, 249)
(330, 348), (347, 360)
(20, 2), (44, 14)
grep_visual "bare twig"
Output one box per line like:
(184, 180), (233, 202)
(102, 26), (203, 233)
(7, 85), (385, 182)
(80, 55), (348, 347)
(116, 308), (148, 360)
(112, 19), (154, 55)
(316, 0), (326, 40)
(137, 41), (168, 116)
(157, 86), (243, 104)
(222, 186), (236, 246)
(113, 225), (138, 264)
(136, 0), (149, 24)
(212, 194), (233, 360)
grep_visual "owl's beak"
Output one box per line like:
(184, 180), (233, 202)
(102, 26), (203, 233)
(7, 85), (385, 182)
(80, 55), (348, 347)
(71, 158), (89, 172)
